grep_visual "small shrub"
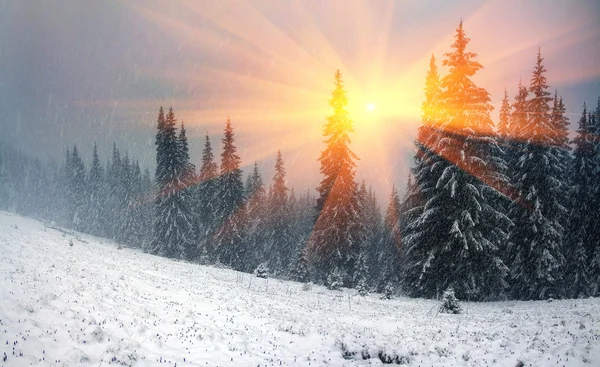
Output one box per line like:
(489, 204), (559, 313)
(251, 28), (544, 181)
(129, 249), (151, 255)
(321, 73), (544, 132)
(439, 287), (462, 314)
(301, 282), (312, 291)
(356, 281), (368, 297)
(327, 270), (344, 290)
(381, 284), (393, 300)
(254, 263), (269, 279)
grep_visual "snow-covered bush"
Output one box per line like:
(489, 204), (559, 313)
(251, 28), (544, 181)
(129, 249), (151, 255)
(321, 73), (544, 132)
(327, 270), (344, 290)
(439, 287), (462, 314)
(356, 280), (368, 296)
(381, 284), (393, 300)
(254, 263), (269, 279)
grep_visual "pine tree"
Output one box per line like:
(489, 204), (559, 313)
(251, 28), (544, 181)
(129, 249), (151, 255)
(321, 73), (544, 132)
(507, 49), (566, 300)
(178, 122), (196, 187)
(150, 107), (195, 259)
(498, 89), (511, 139)
(359, 183), (385, 287)
(85, 143), (106, 237)
(115, 153), (135, 244)
(309, 70), (364, 287)
(177, 121), (197, 259)
(68, 145), (87, 231)
(291, 247), (310, 283)
(105, 143), (122, 239)
(404, 21), (509, 301)
(565, 104), (594, 298)
(266, 150), (294, 274)
(377, 186), (403, 291)
(196, 133), (219, 261)
(246, 162), (267, 270)
(417, 54), (442, 159)
(588, 98), (600, 296)
(214, 117), (247, 270)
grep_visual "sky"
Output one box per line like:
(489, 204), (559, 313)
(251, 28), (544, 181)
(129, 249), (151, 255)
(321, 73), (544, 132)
(1, 0), (599, 202)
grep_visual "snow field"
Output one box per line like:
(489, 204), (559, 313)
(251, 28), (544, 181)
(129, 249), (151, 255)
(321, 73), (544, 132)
(0, 211), (599, 366)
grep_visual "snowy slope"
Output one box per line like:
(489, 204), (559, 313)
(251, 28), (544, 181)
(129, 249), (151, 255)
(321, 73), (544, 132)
(0, 211), (599, 367)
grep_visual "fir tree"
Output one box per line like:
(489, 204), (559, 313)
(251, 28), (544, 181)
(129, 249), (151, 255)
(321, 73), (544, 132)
(68, 145), (87, 231)
(246, 162), (267, 270)
(214, 117), (247, 270)
(565, 104), (594, 298)
(309, 70), (364, 287)
(196, 133), (219, 260)
(507, 49), (566, 300)
(588, 98), (600, 296)
(177, 121), (197, 259)
(85, 143), (106, 236)
(266, 150), (294, 274)
(498, 89), (511, 139)
(105, 143), (122, 239)
(404, 21), (509, 301)
(291, 247), (310, 283)
(376, 186), (403, 291)
(150, 107), (195, 259)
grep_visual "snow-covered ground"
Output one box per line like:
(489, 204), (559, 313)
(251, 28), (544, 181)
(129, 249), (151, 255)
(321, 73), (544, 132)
(0, 211), (598, 367)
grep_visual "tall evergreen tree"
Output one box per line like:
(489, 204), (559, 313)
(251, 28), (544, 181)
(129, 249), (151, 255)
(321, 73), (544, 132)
(214, 117), (247, 270)
(178, 122), (196, 187)
(266, 150), (294, 274)
(404, 21), (509, 300)
(589, 98), (600, 296)
(85, 143), (106, 236)
(376, 185), (403, 291)
(565, 104), (594, 298)
(246, 162), (267, 270)
(105, 143), (122, 239)
(498, 89), (511, 139)
(309, 70), (364, 287)
(507, 49), (566, 300)
(196, 133), (219, 261)
(68, 145), (87, 231)
(150, 107), (195, 259)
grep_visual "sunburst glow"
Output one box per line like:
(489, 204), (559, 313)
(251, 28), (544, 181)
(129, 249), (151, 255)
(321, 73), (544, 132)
(72, 0), (599, 198)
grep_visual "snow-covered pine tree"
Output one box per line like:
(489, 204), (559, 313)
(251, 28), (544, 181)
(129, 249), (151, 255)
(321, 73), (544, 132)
(246, 162), (267, 271)
(115, 153), (135, 245)
(309, 70), (364, 288)
(68, 145), (87, 231)
(265, 150), (294, 274)
(401, 55), (443, 289)
(359, 183), (385, 287)
(291, 247), (310, 283)
(404, 21), (509, 301)
(177, 121), (197, 260)
(565, 104), (594, 298)
(507, 49), (566, 300)
(376, 186), (403, 292)
(85, 143), (106, 237)
(196, 133), (219, 261)
(589, 99), (600, 296)
(498, 89), (511, 139)
(214, 117), (248, 271)
(150, 107), (195, 259)
(105, 143), (122, 240)
(497, 89), (515, 202)
(355, 251), (369, 296)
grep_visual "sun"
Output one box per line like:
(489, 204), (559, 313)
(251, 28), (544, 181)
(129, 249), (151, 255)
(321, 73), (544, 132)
(367, 103), (375, 111)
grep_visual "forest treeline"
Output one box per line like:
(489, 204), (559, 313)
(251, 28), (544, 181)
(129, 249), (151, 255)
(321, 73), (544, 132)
(1, 21), (599, 301)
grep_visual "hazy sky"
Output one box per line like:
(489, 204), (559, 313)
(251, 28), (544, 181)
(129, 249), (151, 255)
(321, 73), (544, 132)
(1, 0), (599, 201)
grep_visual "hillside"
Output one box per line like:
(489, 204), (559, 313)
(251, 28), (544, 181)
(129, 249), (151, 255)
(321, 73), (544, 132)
(0, 211), (599, 366)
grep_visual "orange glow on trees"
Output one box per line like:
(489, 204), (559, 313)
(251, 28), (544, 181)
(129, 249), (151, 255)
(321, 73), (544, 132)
(309, 70), (364, 287)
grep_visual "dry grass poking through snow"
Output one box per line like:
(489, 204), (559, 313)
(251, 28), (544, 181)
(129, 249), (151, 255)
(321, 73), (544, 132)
(0, 211), (599, 366)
